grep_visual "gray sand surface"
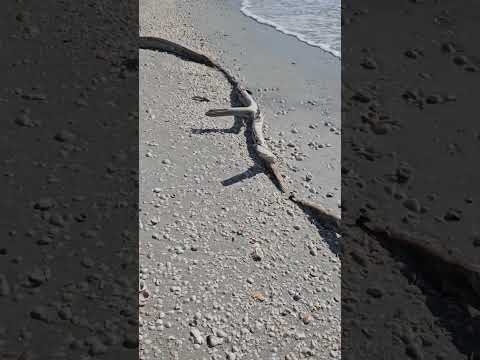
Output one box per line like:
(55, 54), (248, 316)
(342, 1), (478, 359)
(140, 0), (340, 359)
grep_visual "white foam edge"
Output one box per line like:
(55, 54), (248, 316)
(240, 0), (341, 59)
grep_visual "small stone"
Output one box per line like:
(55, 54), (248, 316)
(215, 329), (228, 338)
(295, 331), (306, 340)
(403, 198), (421, 213)
(467, 305), (480, 318)
(170, 286), (181, 293)
(426, 95), (441, 104)
(34, 198), (55, 210)
(226, 352), (237, 360)
(206, 335), (223, 348)
(404, 49), (420, 59)
(28, 268), (48, 286)
(361, 57), (377, 69)
(54, 130), (76, 143)
(49, 213), (66, 227)
(58, 307), (72, 320)
(162, 159), (171, 165)
(15, 112), (37, 127)
(31, 306), (49, 322)
(253, 291), (266, 302)
(352, 91), (371, 103)
(302, 313), (313, 324)
(251, 246), (263, 261)
(0, 274), (10, 296)
(300, 348), (315, 357)
(441, 43), (456, 53)
(366, 287), (383, 298)
(453, 55), (468, 66)
(471, 233), (480, 247)
(444, 208), (461, 221)
(190, 327), (204, 345)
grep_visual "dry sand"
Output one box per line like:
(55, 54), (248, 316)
(139, 0), (340, 359)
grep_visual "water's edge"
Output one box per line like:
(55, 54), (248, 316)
(240, 0), (341, 58)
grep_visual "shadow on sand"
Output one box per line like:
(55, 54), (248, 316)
(192, 86), (340, 255)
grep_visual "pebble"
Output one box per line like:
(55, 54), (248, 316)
(444, 208), (461, 221)
(453, 55), (468, 66)
(472, 233), (480, 247)
(302, 313), (313, 324)
(308, 246), (318, 257)
(190, 327), (204, 345)
(366, 287), (383, 298)
(251, 246), (264, 261)
(30, 306), (49, 322)
(34, 198), (56, 210)
(54, 130), (76, 143)
(206, 335), (224, 348)
(361, 57), (378, 69)
(0, 274), (10, 296)
(403, 198), (421, 213)
(226, 352), (237, 360)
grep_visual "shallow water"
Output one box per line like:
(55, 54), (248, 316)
(241, 0), (341, 58)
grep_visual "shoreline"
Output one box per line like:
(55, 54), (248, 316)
(239, 0), (341, 59)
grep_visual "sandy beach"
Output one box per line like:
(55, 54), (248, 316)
(139, 0), (340, 359)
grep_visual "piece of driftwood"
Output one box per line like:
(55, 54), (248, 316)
(139, 280), (150, 307)
(289, 194), (340, 231)
(139, 36), (338, 230)
(360, 220), (480, 308)
(206, 88), (281, 179)
(205, 82), (341, 231)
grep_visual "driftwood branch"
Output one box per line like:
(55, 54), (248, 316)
(205, 76), (342, 232)
(289, 194), (340, 231)
(359, 220), (480, 308)
(139, 36), (339, 231)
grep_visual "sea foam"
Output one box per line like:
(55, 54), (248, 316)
(241, 0), (341, 58)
